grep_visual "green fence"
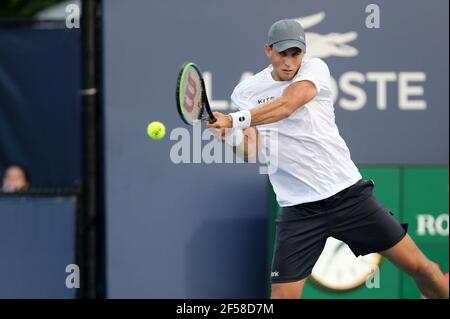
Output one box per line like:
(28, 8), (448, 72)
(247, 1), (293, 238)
(267, 166), (449, 299)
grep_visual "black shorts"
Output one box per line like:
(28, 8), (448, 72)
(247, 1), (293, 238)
(271, 179), (408, 283)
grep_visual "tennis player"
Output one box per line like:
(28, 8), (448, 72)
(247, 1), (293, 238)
(208, 19), (449, 299)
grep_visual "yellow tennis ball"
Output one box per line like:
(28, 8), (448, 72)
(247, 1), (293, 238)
(147, 121), (166, 140)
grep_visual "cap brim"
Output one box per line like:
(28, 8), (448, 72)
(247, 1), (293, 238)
(273, 40), (306, 53)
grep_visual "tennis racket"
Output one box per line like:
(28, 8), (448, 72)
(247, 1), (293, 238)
(176, 62), (217, 125)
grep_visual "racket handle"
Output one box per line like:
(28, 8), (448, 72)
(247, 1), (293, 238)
(209, 117), (217, 124)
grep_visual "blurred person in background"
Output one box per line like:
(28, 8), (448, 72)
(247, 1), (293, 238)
(1, 164), (31, 193)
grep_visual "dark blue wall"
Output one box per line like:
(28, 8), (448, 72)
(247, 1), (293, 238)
(0, 28), (80, 188)
(0, 196), (76, 298)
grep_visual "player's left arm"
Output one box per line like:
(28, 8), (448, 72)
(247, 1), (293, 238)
(207, 80), (317, 129)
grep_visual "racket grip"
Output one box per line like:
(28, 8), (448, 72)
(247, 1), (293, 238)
(209, 117), (217, 124)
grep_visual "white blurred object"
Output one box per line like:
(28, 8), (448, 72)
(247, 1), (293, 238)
(34, 0), (81, 20)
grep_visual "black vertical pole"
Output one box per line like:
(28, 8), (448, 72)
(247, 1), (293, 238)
(79, 0), (101, 299)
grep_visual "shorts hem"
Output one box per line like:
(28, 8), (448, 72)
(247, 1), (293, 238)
(377, 229), (408, 253)
(356, 228), (408, 257)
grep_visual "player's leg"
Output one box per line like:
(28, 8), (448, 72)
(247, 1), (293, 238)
(270, 202), (329, 299)
(330, 179), (448, 299)
(271, 277), (308, 299)
(380, 234), (449, 299)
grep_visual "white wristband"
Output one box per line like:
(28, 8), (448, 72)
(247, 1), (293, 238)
(230, 110), (251, 129)
(225, 129), (244, 147)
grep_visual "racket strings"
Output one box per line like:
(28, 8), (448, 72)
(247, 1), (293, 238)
(177, 62), (216, 125)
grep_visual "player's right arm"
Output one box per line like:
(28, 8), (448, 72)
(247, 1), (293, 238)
(237, 127), (259, 163)
(215, 124), (259, 162)
(222, 81), (259, 161)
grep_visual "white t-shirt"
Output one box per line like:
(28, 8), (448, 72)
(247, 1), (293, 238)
(231, 58), (362, 207)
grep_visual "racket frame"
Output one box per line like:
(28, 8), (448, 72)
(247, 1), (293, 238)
(176, 62), (216, 125)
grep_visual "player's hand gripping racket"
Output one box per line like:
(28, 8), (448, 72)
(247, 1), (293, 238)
(176, 62), (217, 125)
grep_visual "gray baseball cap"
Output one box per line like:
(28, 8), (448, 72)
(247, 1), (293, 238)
(268, 19), (306, 53)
